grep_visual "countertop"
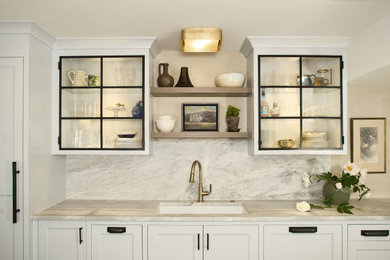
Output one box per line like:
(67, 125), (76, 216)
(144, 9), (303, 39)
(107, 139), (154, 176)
(32, 199), (390, 222)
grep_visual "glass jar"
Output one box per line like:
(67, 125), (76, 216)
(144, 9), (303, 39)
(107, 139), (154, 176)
(270, 102), (280, 117)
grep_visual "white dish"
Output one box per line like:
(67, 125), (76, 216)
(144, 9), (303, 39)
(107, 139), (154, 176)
(215, 73), (245, 87)
(157, 115), (173, 120)
(156, 119), (176, 132)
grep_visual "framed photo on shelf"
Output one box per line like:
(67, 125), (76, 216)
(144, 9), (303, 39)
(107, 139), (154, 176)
(182, 103), (218, 131)
(351, 118), (386, 173)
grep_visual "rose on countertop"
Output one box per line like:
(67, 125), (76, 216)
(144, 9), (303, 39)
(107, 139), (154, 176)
(296, 201), (311, 212)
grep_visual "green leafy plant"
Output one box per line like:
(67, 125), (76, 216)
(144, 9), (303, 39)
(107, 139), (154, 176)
(315, 163), (370, 201)
(299, 163), (370, 214)
(226, 105), (240, 118)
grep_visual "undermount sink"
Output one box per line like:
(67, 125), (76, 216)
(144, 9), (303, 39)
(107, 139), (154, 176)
(159, 201), (248, 215)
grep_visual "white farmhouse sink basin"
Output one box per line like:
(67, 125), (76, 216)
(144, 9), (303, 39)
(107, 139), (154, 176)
(159, 201), (248, 215)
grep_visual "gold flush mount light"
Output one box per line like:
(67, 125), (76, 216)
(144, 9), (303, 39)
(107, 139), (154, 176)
(182, 28), (222, 52)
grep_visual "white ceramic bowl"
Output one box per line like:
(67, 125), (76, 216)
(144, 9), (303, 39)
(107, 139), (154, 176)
(156, 119), (176, 132)
(157, 115), (173, 120)
(215, 73), (245, 87)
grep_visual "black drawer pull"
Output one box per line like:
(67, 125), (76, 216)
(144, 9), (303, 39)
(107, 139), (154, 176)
(361, 230), (389, 237)
(289, 227), (317, 233)
(107, 227), (126, 233)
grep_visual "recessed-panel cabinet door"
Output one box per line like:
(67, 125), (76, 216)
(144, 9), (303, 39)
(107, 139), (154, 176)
(148, 225), (203, 260)
(203, 225), (258, 260)
(38, 221), (86, 260)
(91, 224), (142, 260)
(264, 225), (342, 260)
(0, 58), (23, 260)
(348, 225), (390, 260)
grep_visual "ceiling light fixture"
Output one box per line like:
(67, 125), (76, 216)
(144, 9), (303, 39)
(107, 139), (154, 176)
(182, 28), (222, 52)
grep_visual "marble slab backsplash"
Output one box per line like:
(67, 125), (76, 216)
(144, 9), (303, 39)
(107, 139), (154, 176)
(66, 139), (330, 200)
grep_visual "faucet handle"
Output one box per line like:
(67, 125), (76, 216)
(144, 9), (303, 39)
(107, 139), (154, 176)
(203, 184), (212, 196)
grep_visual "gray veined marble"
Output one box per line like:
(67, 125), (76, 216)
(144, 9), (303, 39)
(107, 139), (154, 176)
(66, 139), (330, 200)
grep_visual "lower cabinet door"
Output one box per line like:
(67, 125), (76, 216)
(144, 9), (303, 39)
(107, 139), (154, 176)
(348, 225), (390, 260)
(264, 224), (342, 260)
(148, 225), (203, 260)
(38, 220), (86, 260)
(203, 225), (258, 260)
(91, 224), (142, 260)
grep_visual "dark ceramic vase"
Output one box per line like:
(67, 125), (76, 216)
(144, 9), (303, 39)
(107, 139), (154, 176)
(175, 67), (194, 87)
(227, 116), (240, 132)
(323, 181), (351, 205)
(157, 63), (174, 87)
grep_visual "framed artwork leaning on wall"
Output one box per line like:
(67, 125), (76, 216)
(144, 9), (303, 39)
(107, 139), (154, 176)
(182, 104), (219, 131)
(351, 118), (386, 173)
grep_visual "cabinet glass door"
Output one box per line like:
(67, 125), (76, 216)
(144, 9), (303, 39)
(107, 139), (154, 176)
(59, 56), (145, 151)
(258, 55), (343, 151)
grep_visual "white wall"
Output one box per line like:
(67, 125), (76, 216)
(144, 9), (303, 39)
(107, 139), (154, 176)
(348, 13), (390, 80)
(28, 35), (66, 215)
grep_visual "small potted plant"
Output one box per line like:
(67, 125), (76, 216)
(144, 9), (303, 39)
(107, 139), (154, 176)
(226, 105), (240, 132)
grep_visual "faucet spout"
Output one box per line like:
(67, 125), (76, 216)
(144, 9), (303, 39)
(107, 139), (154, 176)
(189, 160), (212, 202)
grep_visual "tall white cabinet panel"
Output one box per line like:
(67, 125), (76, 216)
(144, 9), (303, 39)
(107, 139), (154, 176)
(264, 225), (342, 260)
(348, 225), (390, 260)
(148, 225), (203, 260)
(204, 225), (258, 260)
(91, 224), (142, 260)
(38, 221), (86, 260)
(0, 58), (23, 260)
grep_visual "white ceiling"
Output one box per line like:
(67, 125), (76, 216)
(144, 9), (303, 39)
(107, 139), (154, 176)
(1, 0), (390, 50)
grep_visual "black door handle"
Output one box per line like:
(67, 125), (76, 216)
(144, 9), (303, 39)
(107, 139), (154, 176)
(79, 227), (83, 244)
(107, 227), (127, 233)
(197, 233), (200, 250)
(12, 161), (20, 224)
(361, 230), (389, 237)
(289, 227), (318, 233)
(206, 233), (209, 250)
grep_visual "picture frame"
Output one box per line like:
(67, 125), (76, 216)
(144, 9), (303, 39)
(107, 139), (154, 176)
(182, 103), (218, 131)
(351, 118), (386, 173)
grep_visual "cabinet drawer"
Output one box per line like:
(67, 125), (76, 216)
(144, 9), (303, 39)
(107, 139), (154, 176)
(348, 225), (390, 241)
(264, 224), (342, 260)
(91, 224), (142, 260)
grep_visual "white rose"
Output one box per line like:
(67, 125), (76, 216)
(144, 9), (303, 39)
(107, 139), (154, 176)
(344, 162), (360, 176)
(335, 182), (343, 190)
(302, 172), (311, 188)
(296, 201), (311, 212)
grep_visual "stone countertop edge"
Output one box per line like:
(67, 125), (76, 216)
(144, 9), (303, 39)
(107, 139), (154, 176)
(31, 199), (390, 222)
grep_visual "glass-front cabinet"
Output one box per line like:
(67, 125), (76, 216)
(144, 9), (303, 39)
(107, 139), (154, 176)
(59, 56), (145, 151)
(258, 55), (344, 151)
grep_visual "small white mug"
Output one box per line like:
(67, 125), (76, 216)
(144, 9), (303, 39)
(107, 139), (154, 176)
(68, 70), (88, 86)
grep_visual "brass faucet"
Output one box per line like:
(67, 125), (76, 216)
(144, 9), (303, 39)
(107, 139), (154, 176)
(189, 160), (212, 202)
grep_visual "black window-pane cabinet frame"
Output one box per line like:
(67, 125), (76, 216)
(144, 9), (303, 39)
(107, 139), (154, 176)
(258, 55), (344, 151)
(58, 55), (145, 151)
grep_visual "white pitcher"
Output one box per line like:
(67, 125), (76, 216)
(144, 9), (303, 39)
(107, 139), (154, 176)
(68, 70), (88, 86)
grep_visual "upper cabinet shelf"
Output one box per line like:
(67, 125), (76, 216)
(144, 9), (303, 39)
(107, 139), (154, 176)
(150, 87), (252, 97)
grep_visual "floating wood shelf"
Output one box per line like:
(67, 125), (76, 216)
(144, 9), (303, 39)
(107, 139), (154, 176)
(150, 87), (252, 97)
(152, 132), (251, 139)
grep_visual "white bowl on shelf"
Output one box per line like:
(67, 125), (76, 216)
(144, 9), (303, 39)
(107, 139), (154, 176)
(156, 119), (176, 132)
(215, 73), (245, 87)
(157, 115), (174, 120)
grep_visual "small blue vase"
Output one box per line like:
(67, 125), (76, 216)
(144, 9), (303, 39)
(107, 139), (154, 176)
(132, 100), (143, 118)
